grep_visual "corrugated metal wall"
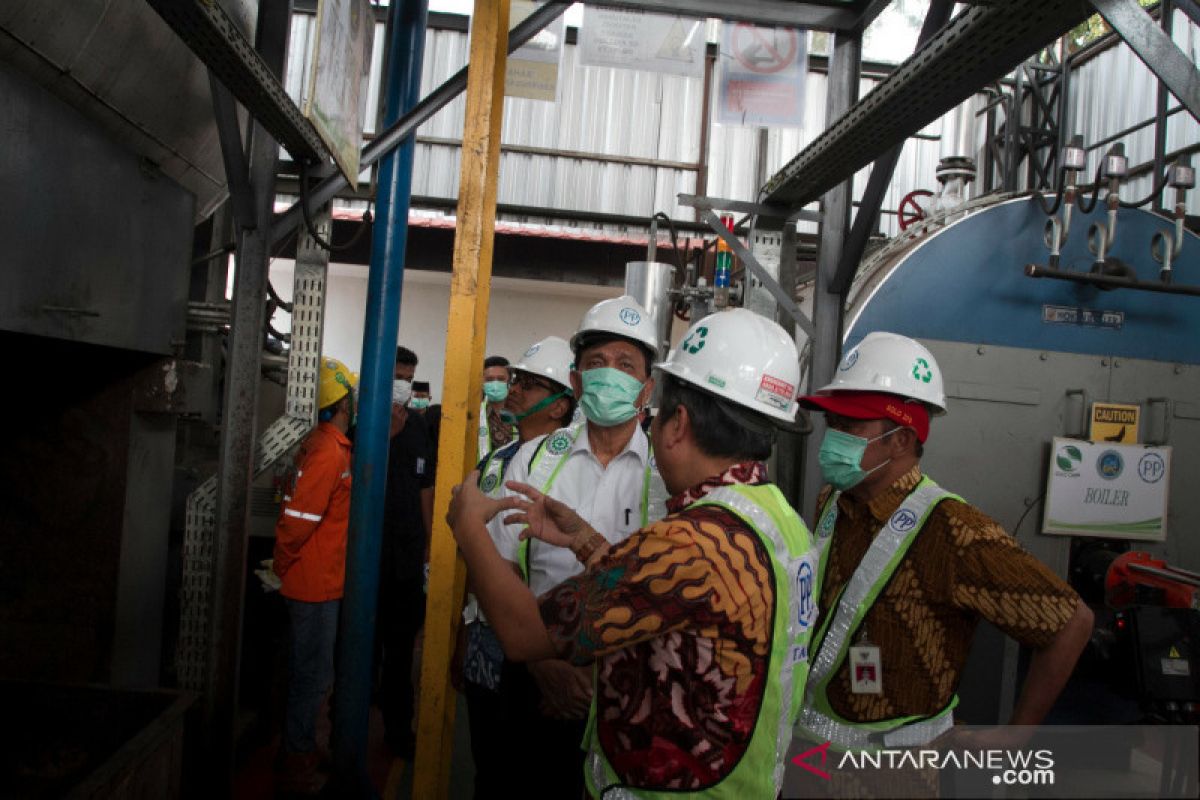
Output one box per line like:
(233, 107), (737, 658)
(284, 9), (1199, 240)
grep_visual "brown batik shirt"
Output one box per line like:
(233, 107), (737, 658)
(815, 466), (1080, 722)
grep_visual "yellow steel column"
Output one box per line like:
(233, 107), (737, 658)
(413, 0), (510, 797)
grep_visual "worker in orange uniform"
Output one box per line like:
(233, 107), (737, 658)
(272, 356), (356, 793)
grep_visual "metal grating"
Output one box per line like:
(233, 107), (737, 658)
(145, 0), (327, 163)
(175, 217), (329, 691)
(762, 0), (1093, 207)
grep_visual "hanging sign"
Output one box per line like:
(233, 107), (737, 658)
(305, 0), (373, 183)
(1089, 402), (1141, 444)
(1042, 438), (1171, 541)
(579, 7), (706, 78)
(717, 23), (807, 127)
(505, 1), (566, 102)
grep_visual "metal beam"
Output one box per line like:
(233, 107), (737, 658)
(145, 0), (328, 163)
(207, 72), (256, 231)
(204, 0), (289, 788)
(270, 1), (570, 247)
(1177, 0), (1200, 27)
(830, 0), (953, 294)
(586, 0), (858, 30)
(679, 193), (814, 220)
(761, 0), (1092, 207)
(414, 0), (510, 795)
(1091, 0), (1200, 121)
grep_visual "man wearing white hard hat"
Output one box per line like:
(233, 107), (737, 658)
(448, 309), (817, 798)
(472, 296), (666, 797)
(460, 336), (576, 797)
(795, 332), (1092, 773)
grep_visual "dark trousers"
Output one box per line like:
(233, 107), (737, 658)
(464, 678), (506, 799)
(500, 661), (588, 799)
(283, 598), (340, 754)
(378, 580), (425, 753)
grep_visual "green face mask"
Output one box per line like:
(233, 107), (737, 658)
(818, 427), (897, 490)
(408, 397), (431, 410)
(579, 368), (644, 427)
(483, 380), (509, 403)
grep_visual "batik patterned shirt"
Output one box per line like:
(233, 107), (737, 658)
(816, 466), (1080, 722)
(538, 462), (776, 790)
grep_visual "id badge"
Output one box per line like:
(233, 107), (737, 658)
(849, 644), (883, 695)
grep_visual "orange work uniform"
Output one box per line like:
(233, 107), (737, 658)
(273, 422), (352, 602)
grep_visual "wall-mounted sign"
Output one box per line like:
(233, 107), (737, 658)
(1042, 304), (1125, 329)
(579, 7), (706, 78)
(505, 1), (566, 102)
(304, 0), (373, 183)
(716, 23), (807, 127)
(1042, 437), (1170, 541)
(1090, 402), (1140, 444)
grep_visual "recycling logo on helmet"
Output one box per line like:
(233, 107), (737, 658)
(682, 326), (708, 355)
(912, 357), (933, 383)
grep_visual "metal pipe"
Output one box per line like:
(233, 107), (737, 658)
(695, 45), (714, 221)
(206, 0), (289, 788)
(330, 0), (428, 784)
(1153, 0), (1174, 212)
(270, 1), (569, 247)
(1025, 264), (1200, 296)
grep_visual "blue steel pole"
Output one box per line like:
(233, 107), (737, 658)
(333, 0), (428, 784)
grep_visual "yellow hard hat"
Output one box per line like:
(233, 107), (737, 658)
(318, 357), (358, 410)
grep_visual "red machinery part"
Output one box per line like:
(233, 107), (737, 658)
(897, 189), (934, 230)
(1106, 551), (1200, 609)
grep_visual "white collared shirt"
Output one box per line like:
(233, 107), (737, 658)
(487, 422), (653, 597)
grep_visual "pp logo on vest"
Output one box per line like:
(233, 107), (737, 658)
(795, 558), (816, 630)
(889, 508), (919, 533)
(619, 307), (641, 326)
(480, 472), (499, 494)
(546, 431), (572, 455)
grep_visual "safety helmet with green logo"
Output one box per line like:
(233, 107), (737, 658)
(569, 295), (659, 364)
(816, 331), (946, 413)
(512, 336), (574, 392)
(656, 308), (800, 423)
(318, 356), (358, 410)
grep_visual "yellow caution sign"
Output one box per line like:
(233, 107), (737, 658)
(1169, 646), (1182, 658)
(1090, 402), (1140, 443)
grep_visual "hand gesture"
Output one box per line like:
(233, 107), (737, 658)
(389, 403), (408, 438)
(447, 470), (523, 543)
(503, 480), (590, 549)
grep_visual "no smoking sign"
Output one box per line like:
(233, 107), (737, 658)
(731, 24), (799, 74)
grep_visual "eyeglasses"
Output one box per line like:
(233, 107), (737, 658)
(509, 373), (556, 393)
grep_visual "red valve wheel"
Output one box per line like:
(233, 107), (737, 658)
(897, 190), (934, 230)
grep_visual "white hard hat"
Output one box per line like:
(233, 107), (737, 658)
(570, 295), (659, 356)
(511, 336), (573, 390)
(656, 308), (800, 423)
(817, 331), (947, 412)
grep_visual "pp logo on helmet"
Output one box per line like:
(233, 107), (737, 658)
(618, 308), (641, 326)
(839, 350), (859, 372)
(523, 344), (541, 358)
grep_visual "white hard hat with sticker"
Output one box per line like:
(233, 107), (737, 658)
(570, 295), (658, 355)
(656, 308), (800, 423)
(817, 331), (947, 412)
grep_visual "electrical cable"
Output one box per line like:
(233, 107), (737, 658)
(1032, 167), (1067, 216)
(1077, 162), (1106, 214)
(652, 211), (687, 276)
(299, 159), (374, 252)
(1119, 167), (1171, 209)
(266, 280), (293, 313)
(1012, 489), (1048, 536)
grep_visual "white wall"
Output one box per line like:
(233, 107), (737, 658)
(267, 261), (625, 402)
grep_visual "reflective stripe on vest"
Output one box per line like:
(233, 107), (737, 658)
(586, 483), (817, 799)
(800, 476), (961, 750)
(477, 400), (491, 463)
(515, 422), (667, 583)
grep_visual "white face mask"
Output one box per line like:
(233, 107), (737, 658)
(392, 379), (413, 406)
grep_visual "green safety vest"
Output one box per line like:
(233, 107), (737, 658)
(478, 400), (517, 463)
(798, 476), (961, 750)
(514, 422), (667, 583)
(584, 483), (817, 799)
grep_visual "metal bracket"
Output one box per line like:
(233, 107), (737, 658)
(208, 71), (256, 230)
(1090, 0), (1200, 121)
(700, 209), (814, 336)
(679, 193), (821, 224)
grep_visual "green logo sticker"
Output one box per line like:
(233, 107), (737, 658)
(706, 374), (726, 389)
(547, 432), (571, 455)
(912, 357), (933, 383)
(682, 326), (709, 355)
(1056, 444), (1083, 473)
(480, 472), (499, 493)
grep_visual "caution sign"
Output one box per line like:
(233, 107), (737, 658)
(717, 22), (807, 127)
(579, 7), (705, 78)
(1089, 402), (1140, 444)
